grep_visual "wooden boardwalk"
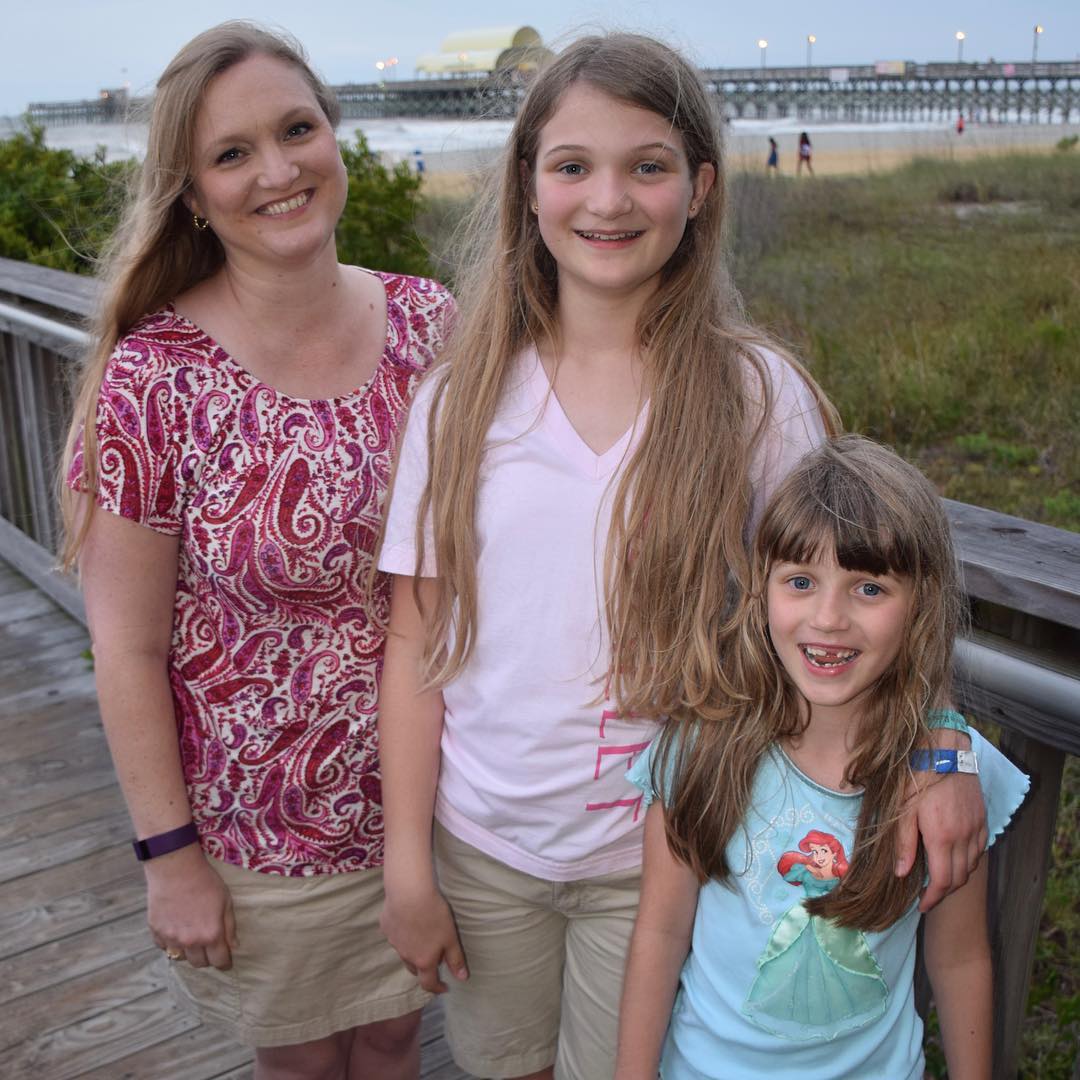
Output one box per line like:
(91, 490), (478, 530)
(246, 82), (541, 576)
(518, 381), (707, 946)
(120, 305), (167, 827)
(0, 558), (468, 1079)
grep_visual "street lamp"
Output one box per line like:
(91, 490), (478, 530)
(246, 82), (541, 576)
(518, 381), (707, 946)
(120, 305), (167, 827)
(1032, 24), (1043, 65)
(955, 31), (965, 63)
(807, 35), (816, 70)
(758, 39), (768, 72)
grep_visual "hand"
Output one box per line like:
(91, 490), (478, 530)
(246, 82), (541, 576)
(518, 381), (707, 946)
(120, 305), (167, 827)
(896, 737), (988, 912)
(145, 844), (237, 969)
(380, 880), (468, 994)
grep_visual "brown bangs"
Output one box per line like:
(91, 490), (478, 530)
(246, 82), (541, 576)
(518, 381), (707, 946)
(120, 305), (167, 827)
(757, 452), (922, 581)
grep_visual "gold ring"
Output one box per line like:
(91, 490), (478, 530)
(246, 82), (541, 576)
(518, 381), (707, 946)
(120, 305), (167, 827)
(165, 948), (183, 961)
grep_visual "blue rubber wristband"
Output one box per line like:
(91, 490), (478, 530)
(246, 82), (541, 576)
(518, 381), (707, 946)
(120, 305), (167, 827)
(910, 749), (978, 774)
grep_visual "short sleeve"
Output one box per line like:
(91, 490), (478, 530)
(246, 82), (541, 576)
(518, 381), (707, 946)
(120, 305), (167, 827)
(68, 331), (191, 535)
(746, 349), (830, 531)
(627, 726), (690, 808)
(378, 369), (441, 576)
(969, 728), (1030, 849)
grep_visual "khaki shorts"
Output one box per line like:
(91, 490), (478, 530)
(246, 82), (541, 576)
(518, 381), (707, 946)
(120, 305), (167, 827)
(168, 856), (429, 1047)
(434, 822), (641, 1080)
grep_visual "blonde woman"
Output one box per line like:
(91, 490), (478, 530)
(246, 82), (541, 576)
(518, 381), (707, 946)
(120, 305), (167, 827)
(61, 22), (453, 1079)
(376, 33), (987, 1080)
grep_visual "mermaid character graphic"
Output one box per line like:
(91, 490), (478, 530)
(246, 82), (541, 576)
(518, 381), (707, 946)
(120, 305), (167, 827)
(742, 830), (888, 1039)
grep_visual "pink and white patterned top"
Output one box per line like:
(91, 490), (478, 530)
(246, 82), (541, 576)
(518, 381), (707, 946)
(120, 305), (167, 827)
(70, 272), (455, 875)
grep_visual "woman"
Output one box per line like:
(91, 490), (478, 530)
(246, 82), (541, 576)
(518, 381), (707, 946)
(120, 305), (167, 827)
(61, 22), (454, 1079)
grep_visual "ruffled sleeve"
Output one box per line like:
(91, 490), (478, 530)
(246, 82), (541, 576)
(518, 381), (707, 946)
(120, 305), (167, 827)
(969, 728), (1030, 848)
(626, 726), (691, 808)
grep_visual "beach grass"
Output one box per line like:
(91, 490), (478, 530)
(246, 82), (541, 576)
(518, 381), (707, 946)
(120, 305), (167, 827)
(728, 152), (1080, 532)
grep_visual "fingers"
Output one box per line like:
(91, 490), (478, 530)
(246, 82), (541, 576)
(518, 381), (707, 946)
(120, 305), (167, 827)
(893, 801), (919, 878)
(205, 936), (233, 971)
(184, 944), (211, 969)
(918, 841), (953, 913)
(444, 936), (469, 983)
(224, 902), (239, 951)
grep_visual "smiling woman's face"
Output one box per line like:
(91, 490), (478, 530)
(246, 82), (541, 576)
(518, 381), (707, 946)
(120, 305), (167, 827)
(185, 52), (347, 272)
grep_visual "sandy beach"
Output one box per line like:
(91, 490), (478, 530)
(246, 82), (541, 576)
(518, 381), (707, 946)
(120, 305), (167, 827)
(417, 121), (1076, 197)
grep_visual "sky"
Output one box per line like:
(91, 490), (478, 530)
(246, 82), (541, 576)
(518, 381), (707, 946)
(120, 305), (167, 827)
(5, 0), (1079, 118)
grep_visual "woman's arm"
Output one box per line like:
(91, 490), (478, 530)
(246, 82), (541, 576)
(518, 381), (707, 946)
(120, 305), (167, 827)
(80, 503), (235, 969)
(378, 572), (467, 993)
(922, 855), (992, 1080)
(615, 802), (700, 1080)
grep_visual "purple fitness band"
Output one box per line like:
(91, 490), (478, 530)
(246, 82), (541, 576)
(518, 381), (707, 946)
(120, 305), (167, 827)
(132, 822), (200, 862)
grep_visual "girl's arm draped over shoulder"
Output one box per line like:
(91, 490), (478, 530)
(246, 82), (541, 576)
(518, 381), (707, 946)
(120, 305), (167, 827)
(615, 802), (699, 1080)
(378, 574), (467, 993)
(80, 506), (236, 969)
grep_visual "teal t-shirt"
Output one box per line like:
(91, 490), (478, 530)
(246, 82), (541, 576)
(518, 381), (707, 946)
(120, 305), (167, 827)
(627, 726), (1028, 1080)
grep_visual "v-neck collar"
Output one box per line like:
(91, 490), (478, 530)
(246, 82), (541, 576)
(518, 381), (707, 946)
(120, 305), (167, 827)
(522, 347), (648, 480)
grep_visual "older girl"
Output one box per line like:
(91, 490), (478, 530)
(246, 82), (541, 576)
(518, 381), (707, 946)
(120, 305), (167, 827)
(62, 22), (453, 1080)
(376, 35), (985, 1080)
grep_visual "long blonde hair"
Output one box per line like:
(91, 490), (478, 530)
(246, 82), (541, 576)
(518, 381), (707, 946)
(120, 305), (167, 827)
(59, 21), (340, 567)
(413, 33), (837, 716)
(657, 436), (964, 931)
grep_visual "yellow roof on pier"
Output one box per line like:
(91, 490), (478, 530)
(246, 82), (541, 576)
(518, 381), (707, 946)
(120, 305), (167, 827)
(416, 26), (549, 76)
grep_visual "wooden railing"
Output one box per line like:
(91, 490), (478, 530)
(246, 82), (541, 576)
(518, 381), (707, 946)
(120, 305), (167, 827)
(1, 255), (1077, 1078)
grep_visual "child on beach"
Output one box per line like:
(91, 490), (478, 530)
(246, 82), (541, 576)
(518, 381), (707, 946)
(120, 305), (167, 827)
(376, 34), (989, 1080)
(615, 436), (1028, 1080)
(798, 130), (814, 174)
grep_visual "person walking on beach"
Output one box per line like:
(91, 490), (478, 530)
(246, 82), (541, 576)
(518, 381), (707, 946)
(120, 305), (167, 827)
(956, 113), (965, 135)
(797, 131), (813, 175)
(767, 136), (779, 173)
(62, 20), (453, 1079)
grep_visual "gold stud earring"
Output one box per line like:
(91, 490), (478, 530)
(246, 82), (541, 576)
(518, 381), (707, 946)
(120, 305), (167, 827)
(193, 213), (209, 231)
(531, 202), (539, 214)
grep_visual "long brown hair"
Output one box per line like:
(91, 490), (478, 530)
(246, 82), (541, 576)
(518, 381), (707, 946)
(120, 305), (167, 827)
(412, 33), (837, 715)
(657, 436), (964, 931)
(59, 21), (340, 567)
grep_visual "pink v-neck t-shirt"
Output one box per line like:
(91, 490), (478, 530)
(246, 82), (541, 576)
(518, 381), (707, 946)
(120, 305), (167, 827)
(379, 347), (827, 880)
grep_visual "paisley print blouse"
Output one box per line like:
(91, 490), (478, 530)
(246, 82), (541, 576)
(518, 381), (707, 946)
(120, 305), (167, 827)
(70, 272), (455, 874)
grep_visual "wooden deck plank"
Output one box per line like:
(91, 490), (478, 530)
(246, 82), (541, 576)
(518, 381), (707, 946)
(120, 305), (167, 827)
(0, 616), (87, 662)
(0, 807), (130, 883)
(0, 988), (201, 1080)
(0, 784), (125, 849)
(0, 910), (152, 1006)
(0, 708), (105, 766)
(0, 844), (133, 917)
(0, 947), (164, 1050)
(73, 1022), (254, 1080)
(0, 871), (146, 959)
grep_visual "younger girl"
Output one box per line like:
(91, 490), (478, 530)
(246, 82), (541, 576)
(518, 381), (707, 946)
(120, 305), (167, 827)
(616, 436), (1028, 1080)
(377, 34), (987, 1080)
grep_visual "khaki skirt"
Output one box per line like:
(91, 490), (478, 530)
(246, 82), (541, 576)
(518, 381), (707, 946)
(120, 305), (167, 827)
(167, 856), (429, 1047)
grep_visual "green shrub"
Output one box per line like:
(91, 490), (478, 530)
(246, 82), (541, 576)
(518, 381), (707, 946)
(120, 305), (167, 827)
(0, 123), (432, 278)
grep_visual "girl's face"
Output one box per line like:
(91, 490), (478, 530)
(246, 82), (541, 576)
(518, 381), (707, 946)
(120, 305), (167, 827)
(766, 548), (913, 729)
(530, 82), (715, 307)
(185, 53), (347, 273)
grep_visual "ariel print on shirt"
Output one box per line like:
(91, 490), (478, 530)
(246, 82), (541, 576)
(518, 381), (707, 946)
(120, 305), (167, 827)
(742, 830), (888, 1040)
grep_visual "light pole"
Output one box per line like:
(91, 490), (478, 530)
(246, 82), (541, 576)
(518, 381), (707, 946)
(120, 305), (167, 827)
(955, 31), (965, 63)
(758, 39), (768, 73)
(1032, 24), (1043, 65)
(807, 35), (816, 70)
